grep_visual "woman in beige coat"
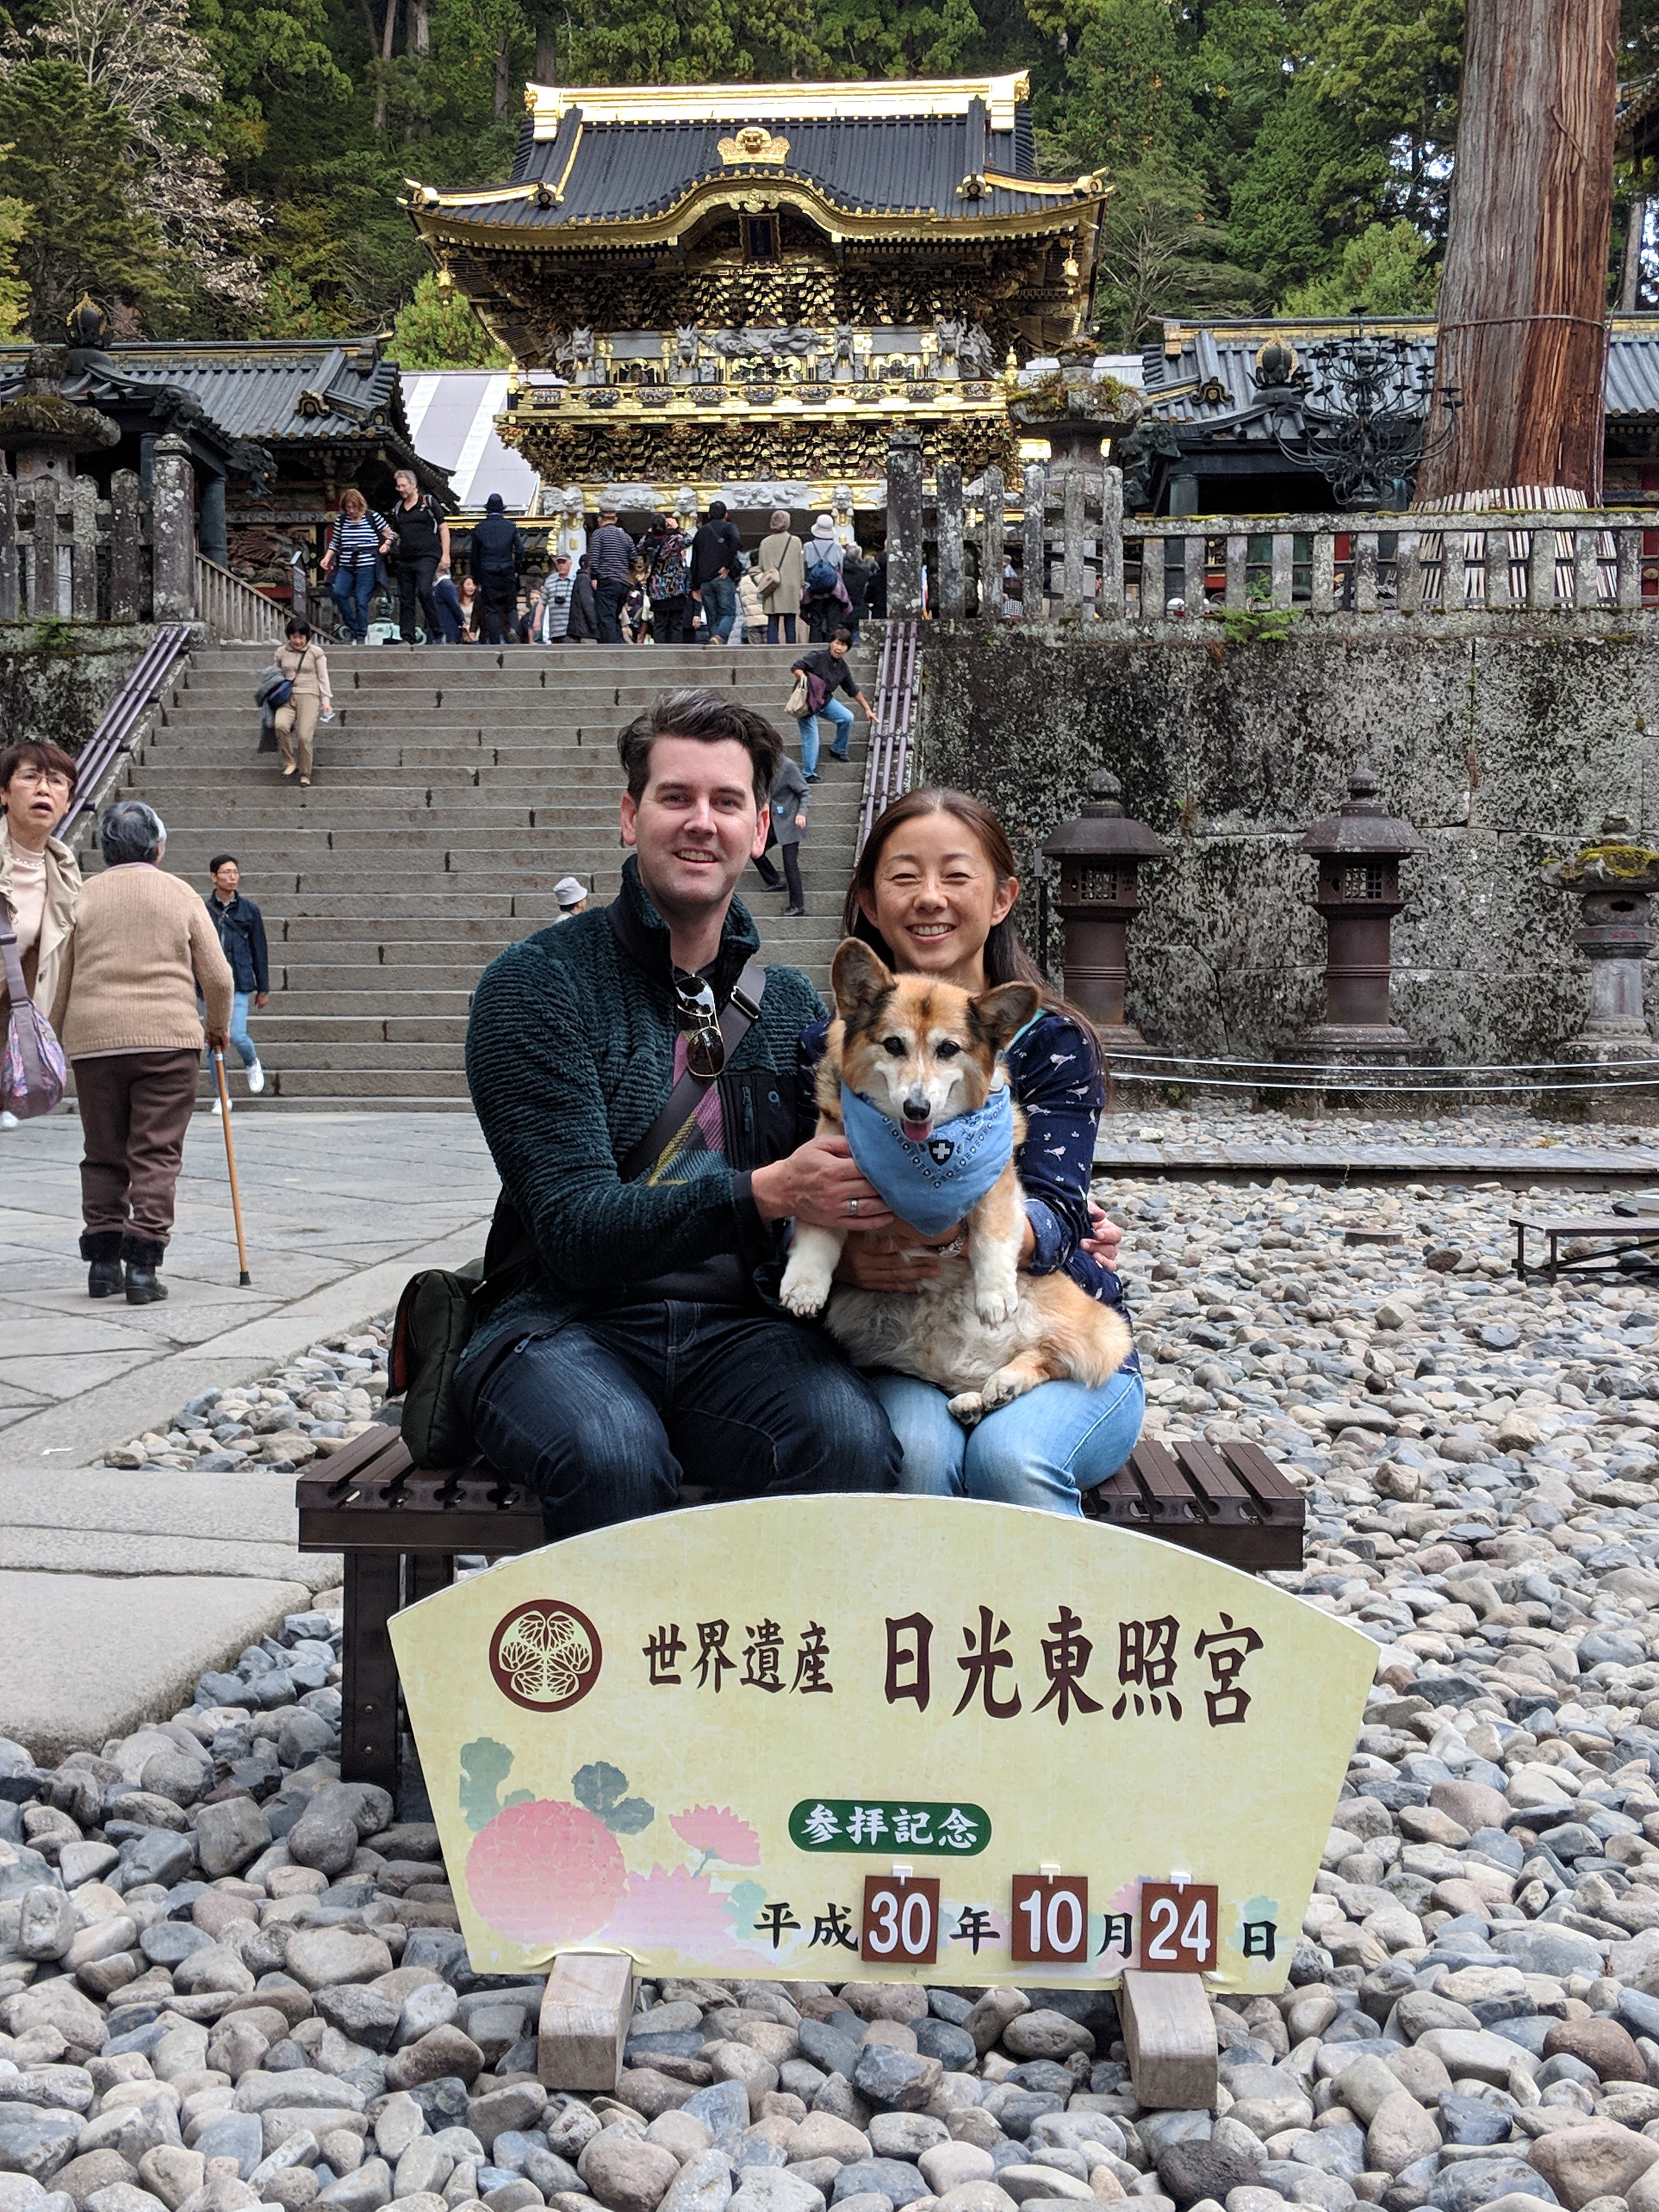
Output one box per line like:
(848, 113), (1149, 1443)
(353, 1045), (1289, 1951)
(273, 619), (333, 787)
(758, 510), (804, 644)
(0, 738), (81, 1129)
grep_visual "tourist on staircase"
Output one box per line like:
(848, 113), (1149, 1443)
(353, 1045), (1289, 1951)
(272, 621), (331, 787)
(386, 468), (450, 645)
(320, 488), (391, 645)
(689, 500), (741, 644)
(803, 514), (848, 642)
(204, 855), (268, 1111)
(752, 752), (810, 916)
(533, 555), (575, 644)
(589, 509), (636, 644)
(0, 740), (81, 1133)
(790, 628), (873, 777)
(51, 801), (234, 1306)
(735, 558), (765, 646)
(758, 511), (804, 643)
(471, 492), (526, 645)
(641, 514), (690, 646)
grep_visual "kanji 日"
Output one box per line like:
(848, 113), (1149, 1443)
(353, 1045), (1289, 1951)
(1114, 1615), (1182, 1720)
(810, 1903), (858, 1950)
(695, 1619), (735, 1691)
(1242, 1918), (1278, 1960)
(1035, 1605), (1103, 1724)
(885, 1613), (933, 1708)
(642, 1624), (686, 1686)
(953, 1605), (1022, 1718)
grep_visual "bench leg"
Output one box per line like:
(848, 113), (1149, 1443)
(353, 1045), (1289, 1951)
(340, 1549), (402, 1793)
(1119, 1969), (1218, 2111)
(407, 1553), (454, 1606)
(538, 1950), (634, 2091)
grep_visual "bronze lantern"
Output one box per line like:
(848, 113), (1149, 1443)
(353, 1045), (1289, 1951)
(1040, 770), (1169, 1049)
(1278, 767), (1425, 1069)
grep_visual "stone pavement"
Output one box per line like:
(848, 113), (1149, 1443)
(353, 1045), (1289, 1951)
(0, 1107), (500, 1465)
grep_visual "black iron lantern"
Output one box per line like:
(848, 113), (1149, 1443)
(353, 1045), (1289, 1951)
(1040, 770), (1169, 1048)
(1278, 768), (1425, 1067)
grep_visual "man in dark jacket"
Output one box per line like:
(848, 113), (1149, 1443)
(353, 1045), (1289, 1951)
(385, 469), (450, 645)
(569, 555), (600, 641)
(470, 492), (526, 645)
(458, 687), (900, 1535)
(690, 500), (742, 643)
(588, 507), (636, 643)
(205, 854), (269, 1100)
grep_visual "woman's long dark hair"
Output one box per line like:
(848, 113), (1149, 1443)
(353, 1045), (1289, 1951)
(842, 786), (1102, 1062)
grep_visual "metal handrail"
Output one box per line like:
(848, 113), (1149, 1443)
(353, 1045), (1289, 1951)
(58, 624), (192, 839)
(857, 619), (921, 851)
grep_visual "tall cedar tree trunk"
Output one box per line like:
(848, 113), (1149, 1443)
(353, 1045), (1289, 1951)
(494, 31), (511, 116)
(1622, 194), (1649, 311)
(1415, 0), (1619, 506)
(409, 0), (429, 55)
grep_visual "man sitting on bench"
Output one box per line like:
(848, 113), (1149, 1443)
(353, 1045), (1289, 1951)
(456, 686), (902, 1532)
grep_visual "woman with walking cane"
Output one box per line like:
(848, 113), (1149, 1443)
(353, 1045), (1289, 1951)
(50, 801), (233, 1304)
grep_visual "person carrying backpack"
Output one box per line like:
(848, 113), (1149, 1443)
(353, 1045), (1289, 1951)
(471, 492), (526, 645)
(803, 514), (848, 643)
(642, 514), (690, 644)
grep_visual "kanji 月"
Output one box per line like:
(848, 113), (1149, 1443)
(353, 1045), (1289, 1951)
(753, 1901), (800, 1949)
(1098, 1911), (1135, 1959)
(743, 1619), (784, 1693)
(953, 1605), (1022, 1718)
(642, 1623), (686, 1686)
(810, 1903), (857, 1950)
(1035, 1605), (1102, 1724)
(793, 1622), (833, 1694)
(694, 1619), (734, 1691)
(1113, 1615), (1182, 1720)
(951, 1905), (996, 1954)
(1194, 1614), (1263, 1725)
(885, 1612), (933, 1708)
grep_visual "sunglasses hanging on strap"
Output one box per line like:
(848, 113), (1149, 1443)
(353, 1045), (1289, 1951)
(620, 956), (766, 1180)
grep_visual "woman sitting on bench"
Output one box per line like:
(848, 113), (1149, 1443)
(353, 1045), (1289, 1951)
(805, 788), (1144, 1516)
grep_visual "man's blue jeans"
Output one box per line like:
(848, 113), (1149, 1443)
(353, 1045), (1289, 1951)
(797, 694), (854, 775)
(331, 563), (375, 643)
(228, 991), (257, 1070)
(699, 575), (736, 642)
(470, 1301), (901, 1536)
(869, 1365), (1146, 1517)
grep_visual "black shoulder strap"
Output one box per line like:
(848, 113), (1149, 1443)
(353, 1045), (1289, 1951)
(619, 956), (766, 1182)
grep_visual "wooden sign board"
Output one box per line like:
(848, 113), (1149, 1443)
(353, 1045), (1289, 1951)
(388, 1495), (1372, 1991)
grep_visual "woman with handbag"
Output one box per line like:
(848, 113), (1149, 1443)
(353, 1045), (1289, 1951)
(758, 510), (803, 644)
(320, 487), (393, 645)
(272, 620), (333, 786)
(0, 740), (80, 1131)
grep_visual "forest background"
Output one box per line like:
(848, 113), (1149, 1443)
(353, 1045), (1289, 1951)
(0, 0), (1651, 368)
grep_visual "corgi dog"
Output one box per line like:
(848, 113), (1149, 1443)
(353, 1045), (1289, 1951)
(779, 939), (1133, 1425)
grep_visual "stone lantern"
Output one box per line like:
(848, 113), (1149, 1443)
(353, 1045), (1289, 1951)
(1277, 768), (1425, 1070)
(1542, 815), (1659, 1123)
(1040, 770), (1169, 1050)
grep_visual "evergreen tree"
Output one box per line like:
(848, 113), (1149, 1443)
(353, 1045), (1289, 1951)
(391, 272), (511, 365)
(0, 59), (165, 333)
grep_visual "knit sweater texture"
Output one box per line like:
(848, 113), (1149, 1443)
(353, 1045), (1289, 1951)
(460, 856), (823, 1370)
(51, 863), (234, 1055)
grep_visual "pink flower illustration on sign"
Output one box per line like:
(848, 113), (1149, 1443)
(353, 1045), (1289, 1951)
(670, 1805), (761, 1873)
(466, 1798), (626, 1945)
(601, 1863), (758, 1966)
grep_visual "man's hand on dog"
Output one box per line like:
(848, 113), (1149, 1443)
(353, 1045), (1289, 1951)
(752, 1135), (895, 1231)
(1082, 1204), (1124, 1268)
(834, 1229), (956, 1293)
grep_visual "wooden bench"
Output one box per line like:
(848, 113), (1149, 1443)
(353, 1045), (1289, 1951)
(1510, 1211), (1659, 1281)
(298, 1423), (1305, 1791)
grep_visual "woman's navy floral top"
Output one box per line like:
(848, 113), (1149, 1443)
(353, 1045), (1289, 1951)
(799, 1005), (1138, 1367)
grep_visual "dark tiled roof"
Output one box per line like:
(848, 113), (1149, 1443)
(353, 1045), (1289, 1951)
(97, 343), (411, 444)
(440, 104), (1084, 231)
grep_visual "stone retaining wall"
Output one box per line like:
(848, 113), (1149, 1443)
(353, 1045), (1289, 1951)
(913, 612), (1659, 1070)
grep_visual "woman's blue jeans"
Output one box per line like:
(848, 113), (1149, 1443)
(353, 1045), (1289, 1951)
(332, 563), (375, 642)
(797, 695), (854, 774)
(870, 1364), (1146, 1517)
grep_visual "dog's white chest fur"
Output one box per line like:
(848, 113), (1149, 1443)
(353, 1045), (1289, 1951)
(826, 1266), (1043, 1394)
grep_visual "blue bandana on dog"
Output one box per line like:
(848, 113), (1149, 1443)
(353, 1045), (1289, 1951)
(840, 1081), (1016, 1239)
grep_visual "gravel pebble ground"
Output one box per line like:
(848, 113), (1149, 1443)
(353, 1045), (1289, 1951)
(1099, 1107), (1659, 1158)
(97, 1333), (393, 1476)
(24, 1132), (1659, 2212)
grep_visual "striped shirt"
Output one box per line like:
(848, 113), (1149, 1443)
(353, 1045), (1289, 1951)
(330, 510), (389, 565)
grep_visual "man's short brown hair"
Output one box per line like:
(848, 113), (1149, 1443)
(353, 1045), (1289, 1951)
(617, 688), (782, 810)
(0, 738), (77, 798)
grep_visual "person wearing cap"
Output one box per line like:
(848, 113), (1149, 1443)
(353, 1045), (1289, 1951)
(804, 514), (848, 642)
(471, 492), (527, 645)
(758, 509), (804, 644)
(553, 876), (588, 921)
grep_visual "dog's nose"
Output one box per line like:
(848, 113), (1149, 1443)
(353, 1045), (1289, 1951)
(904, 1093), (930, 1121)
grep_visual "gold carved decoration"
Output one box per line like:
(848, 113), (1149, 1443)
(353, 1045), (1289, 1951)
(719, 127), (789, 166)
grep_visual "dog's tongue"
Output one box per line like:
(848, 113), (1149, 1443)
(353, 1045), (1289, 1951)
(902, 1115), (933, 1143)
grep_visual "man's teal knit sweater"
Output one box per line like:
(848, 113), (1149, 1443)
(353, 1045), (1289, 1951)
(459, 857), (823, 1378)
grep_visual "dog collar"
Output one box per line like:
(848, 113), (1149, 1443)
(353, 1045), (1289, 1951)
(839, 1080), (1015, 1239)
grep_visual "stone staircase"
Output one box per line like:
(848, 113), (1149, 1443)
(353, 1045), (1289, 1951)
(95, 641), (871, 1109)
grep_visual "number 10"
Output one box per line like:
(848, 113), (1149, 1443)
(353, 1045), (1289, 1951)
(1010, 1874), (1089, 1963)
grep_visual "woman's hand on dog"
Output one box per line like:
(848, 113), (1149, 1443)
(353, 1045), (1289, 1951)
(752, 1135), (895, 1230)
(834, 1229), (955, 1293)
(1081, 1204), (1124, 1268)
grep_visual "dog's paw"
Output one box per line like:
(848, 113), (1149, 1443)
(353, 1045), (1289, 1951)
(779, 1266), (832, 1318)
(981, 1366), (1036, 1411)
(974, 1286), (1019, 1328)
(947, 1390), (986, 1426)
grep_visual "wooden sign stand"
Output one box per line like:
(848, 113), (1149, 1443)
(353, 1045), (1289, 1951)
(538, 1950), (634, 2091)
(1119, 1970), (1218, 2111)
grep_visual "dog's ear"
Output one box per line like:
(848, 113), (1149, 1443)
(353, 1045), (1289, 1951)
(832, 938), (894, 1020)
(972, 980), (1041, 1054)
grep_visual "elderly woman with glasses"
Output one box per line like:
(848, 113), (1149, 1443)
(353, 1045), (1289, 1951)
(50, 800), (234, 1303)
(0, 740), (82, 1132)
